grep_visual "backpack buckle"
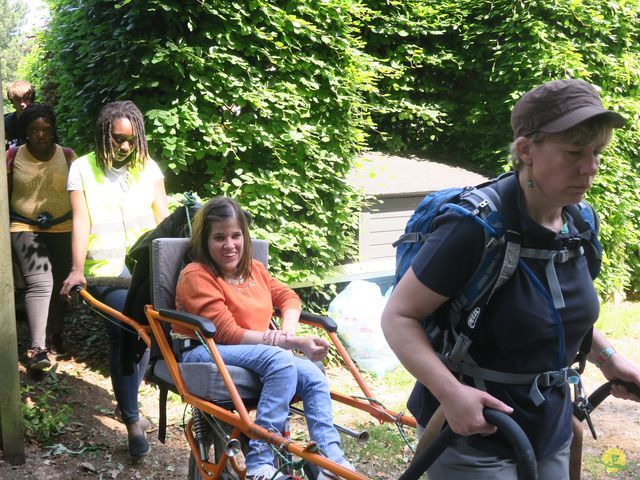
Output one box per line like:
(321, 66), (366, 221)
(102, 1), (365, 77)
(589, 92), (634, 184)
(556, 248), (570, 263)
(472, 200), (489, 216)
(564, 237), (582, 249)
(485, 237), (500, 249)
(392, 232), (425, 247)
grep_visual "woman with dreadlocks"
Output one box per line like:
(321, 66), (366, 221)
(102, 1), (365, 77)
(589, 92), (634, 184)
(8, 103), (76, 370)
(60, 100), (169, 458)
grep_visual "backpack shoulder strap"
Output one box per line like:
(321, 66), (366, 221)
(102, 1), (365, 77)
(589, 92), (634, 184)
(6, 146), (18, 170)
(61, 147), (75, 167)
(564, 200), (601, 370)
(475, 172), (522, 295)
(7, 146), (74, 169)
(564, 200), (601, 279)
(447, 172), (523, 364)
(6, 146), (19, 198)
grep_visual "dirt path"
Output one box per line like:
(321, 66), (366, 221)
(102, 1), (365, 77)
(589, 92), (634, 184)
(1, 309), (639, 479)
(1, 307), (191, 480)
(579, 339), (640, 479)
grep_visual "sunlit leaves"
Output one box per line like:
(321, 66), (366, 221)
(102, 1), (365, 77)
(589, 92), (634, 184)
(362, 0), (640, 298)
(34, 0), (369, 286)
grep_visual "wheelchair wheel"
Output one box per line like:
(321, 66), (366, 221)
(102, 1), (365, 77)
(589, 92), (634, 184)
(187, 412), (249, 480)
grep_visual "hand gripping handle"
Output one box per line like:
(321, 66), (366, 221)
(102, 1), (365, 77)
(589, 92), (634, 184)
(399, 408), (538, 480)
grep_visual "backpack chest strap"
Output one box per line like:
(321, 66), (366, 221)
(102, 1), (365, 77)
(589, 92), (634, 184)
(519, 246), (584, 309)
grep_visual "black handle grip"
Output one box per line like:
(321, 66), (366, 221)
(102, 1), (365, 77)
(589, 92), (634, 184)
(484, 409), (538, 480)
(157, 308), (217, 337)
(583, 380), (640, 416)
(299, 310), (338, 332)
(614, 380), (640, 397)
(399, 409), (538, 480)
(398, 424), (456, 480)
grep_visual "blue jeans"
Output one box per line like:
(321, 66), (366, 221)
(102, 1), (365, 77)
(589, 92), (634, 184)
(90, 284), (149, 425)
(182, 344), (345, 470)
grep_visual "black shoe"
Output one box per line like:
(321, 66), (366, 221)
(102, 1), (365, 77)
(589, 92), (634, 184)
(28, 347), (51, 371)
(128, 434), (150, 458)
(48, 334), (67, 356)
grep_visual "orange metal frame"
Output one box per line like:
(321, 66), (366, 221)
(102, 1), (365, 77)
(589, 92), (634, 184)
(78, 287), (416, 480)
(78, 288), (152, 347)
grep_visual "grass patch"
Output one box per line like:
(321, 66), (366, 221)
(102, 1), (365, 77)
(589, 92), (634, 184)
(379, 367), (414, 390)
(21, 367), (72, 445)
(596, 302), (640, 339)
(342, 421), (416, 469)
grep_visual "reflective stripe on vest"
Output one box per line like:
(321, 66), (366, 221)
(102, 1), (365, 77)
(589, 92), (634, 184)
(76, 152), (157, 277)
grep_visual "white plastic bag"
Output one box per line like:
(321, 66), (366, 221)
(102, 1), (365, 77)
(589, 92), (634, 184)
(328, 280), (400, 377)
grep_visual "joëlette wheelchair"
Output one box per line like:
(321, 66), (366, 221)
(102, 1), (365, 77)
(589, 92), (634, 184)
(77, 235), (417, 480)
(73, 205), (638, 479)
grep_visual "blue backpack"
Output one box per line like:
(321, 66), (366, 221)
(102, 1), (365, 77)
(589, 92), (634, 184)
(393, 172), (602, 386)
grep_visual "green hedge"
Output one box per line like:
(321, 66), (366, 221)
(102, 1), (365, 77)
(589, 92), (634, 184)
(31, 0), (640, 297)
(33, 0), (374, 284)
(361, 0), (640, 298)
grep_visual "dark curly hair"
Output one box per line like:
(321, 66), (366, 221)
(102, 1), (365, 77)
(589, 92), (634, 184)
(18, 103), (59, 144)
(94, 100), (149, 171)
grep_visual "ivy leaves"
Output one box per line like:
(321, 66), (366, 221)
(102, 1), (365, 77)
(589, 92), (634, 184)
(361, 0), (640, 298)
(36, 0), (368, 284)
(31, 0), (640, 297)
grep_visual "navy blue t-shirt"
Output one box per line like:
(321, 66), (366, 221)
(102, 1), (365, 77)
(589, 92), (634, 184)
(4, 111), (26, 150)
(407, 186), (599, 460)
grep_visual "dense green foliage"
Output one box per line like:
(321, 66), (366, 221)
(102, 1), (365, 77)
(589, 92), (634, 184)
(33, 0), (372, 283)
(0, 0), (28, 88)
(361, 0), (640, 298)
(30, 0), (640, 297)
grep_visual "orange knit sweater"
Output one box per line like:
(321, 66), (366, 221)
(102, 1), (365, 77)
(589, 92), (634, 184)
(174, 259), (301, 345)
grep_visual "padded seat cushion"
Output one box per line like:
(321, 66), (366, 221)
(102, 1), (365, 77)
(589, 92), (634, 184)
(152, 360), (262, 403)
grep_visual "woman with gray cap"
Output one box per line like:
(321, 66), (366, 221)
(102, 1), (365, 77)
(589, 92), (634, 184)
(382, 79), (640, 479)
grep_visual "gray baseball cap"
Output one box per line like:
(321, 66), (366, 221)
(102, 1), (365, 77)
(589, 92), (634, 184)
(511, 79), (625, 138)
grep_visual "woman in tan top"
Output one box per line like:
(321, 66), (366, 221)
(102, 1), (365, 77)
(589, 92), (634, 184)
(8, 103), (76, 370)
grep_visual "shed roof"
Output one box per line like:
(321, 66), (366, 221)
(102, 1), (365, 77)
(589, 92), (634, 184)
(348, 151), (488, 197)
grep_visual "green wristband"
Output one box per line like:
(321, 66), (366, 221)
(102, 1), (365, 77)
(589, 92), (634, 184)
(595, 346), (615, 368)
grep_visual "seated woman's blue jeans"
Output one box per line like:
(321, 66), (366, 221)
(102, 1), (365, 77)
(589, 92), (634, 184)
(182, 343), (345, 470)
(90, 284), (149, 425)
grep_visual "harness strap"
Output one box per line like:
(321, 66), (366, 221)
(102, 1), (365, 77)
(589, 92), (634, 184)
(10, 210), (72, 229)
(529, 368), (581, 406)
(443, 357), (580, 406)
(172, 337), (198, 358)
(520, 246), (584, 309)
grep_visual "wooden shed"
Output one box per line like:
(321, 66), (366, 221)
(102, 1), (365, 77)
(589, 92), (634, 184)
(348, 152), (488, 263)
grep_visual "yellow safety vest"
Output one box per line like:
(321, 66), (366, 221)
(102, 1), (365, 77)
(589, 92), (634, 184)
(75, 152), (157, 277)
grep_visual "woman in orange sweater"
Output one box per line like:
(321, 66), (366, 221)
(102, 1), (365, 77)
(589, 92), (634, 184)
(174, 197), (354, 480)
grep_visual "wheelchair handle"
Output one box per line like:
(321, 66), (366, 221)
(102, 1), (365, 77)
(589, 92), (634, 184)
(399, 409), (538, 480)
(85, 276), (131, 288)
(575, 380), (640, 421)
